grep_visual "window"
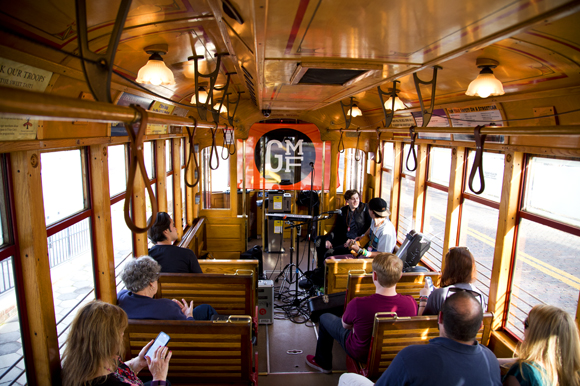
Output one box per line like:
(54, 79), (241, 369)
(506, 156), (580, 339)
(201, 146), (230, 209)
(41, 150), (96, 355)
(398, 145), (416, 243)
(337, 148), (365, 194)
(465, 151), (504, 201)
(421, 147), (452, 271)
(108, 145), (127, 197)
(107, 148), (133, 291)
(166, 140), (174, 219)
(0, 155), (27, 385)
(380, 143), (394, 208)
(41, 150), (87, 226)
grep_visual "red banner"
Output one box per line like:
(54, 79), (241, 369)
(239, 123), (331, 190)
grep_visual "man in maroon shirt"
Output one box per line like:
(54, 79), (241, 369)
(305, 253), (417, 373)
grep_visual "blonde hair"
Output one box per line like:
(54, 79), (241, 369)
(62, 301), (128, 386)
(372, 253), (403, 288)
(516, 304), (580, 386)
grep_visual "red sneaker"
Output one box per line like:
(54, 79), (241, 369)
(305, 355), (331, 373)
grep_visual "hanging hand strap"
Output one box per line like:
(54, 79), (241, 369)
(209, 122), (220, 170)
(221, 125), (236, 159)
(405, 126), (418, 172)
(338, 129), (345, 153)
(123, 105), (158, 233)
(355, 129), (362, 161)
(468, 125), (487, 195)
(376, 128), (383, 165)
(184, 116), (199, 188)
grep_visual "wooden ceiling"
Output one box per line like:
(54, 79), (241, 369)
(0, 0), (579, 131)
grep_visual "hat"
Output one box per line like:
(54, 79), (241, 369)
(368, 197), (389, 215)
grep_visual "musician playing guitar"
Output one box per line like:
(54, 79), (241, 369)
(346, 197), (397, 258)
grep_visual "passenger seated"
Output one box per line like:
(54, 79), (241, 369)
(148, 212), (202, 273)
(305, 253), (417, 373)
(118, 256), (216, 320)
(62, 300), (171, 386)
(502, 304), (580, 386)
(343, 197), (397, 258)
(419, 246), (487, 315)
(315, 189), (371, 267)
(347, 291), (501, 386)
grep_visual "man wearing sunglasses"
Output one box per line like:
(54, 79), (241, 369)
(374, 291), (501, 386)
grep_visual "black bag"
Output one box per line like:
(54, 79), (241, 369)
(307, 291), (346, 322)
(241, 245), (265, 279)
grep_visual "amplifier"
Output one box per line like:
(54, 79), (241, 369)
(258, 280), (274, 324)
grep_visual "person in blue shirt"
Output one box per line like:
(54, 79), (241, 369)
(370, 290), (501, 386)
(117, 256), (216, 321)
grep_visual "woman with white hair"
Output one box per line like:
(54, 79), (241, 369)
(118, 256), (217, 320)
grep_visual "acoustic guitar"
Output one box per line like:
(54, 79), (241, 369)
(349, 234), (370, 256)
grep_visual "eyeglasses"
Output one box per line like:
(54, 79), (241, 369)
(445, 287), (483, 305)
(523, 318), (529, 329)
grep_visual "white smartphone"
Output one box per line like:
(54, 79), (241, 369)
(425, 276), (435, 292)
(145, 331), (171, 359)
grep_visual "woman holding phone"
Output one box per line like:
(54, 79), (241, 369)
(62, 300), (171, 386)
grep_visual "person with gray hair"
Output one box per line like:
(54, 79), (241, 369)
(117, 256), (217, 321)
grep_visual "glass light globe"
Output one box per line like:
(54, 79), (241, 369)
(191, 88), (208, 104)
(465, 71), (504, 98)
(384, 96), (407, 111)
(136, 57), (175, 86)
(348, 104), (362, 117)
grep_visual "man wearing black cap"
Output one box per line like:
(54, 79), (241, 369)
(348, 197), (397, 257)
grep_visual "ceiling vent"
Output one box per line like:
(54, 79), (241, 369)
(290, 63), (381, 86)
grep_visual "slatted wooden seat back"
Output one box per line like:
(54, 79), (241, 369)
(353, 312), (493, 380)
(155, 273), (255, 316)
(199, 259), (259, 284)
(345, 272), (442, 306)
(324, 258), (374, 294)
(123, 319), (257, 386)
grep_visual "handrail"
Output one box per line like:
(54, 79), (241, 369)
(330, 125), (580, 135)
(0, 85), (228, 129)
(177, 216), (206, 249)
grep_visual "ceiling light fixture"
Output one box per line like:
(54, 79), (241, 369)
(348, 104), (362, 117)
(384, 95), (406, 111)
(136, 44), (175, 86)
(214, 102), (228, 114)
(191, 86), (208, 104)
(465, 58), (505, 99)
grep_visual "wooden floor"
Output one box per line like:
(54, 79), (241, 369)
(253, 236), (348, 385)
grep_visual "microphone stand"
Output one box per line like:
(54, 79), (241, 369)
(307, 162), (315, 272)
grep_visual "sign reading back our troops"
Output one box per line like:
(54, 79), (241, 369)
(0, 57), (53, 140)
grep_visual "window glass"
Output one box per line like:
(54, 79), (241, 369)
(48, 218), (95, 353)
(383, 142), (394, 168)
(166, 139), (172, 173)
(506, 219), (580, 339)
(144, 141), (154, 180)
(402, 144), (417, 176)
(167, 174), (174, 220)
(181, 138), (185, 167)
(428, 147), (451, 186)
(337, 151), (345, 194)
(146, 185), (157, 221)
(397, 177), (415, 244)
(108, 145), (126, 197)
(380, 170), (392, 209)
(41, 150), (86, 226)
(345, 148), (365, 193)
(458, 199), (498, 305)
(422, 187), (448, 271)
(465, 151), (504, 202)
(0, 155), (8, 246)
(111, 200), (132, 292)
(201, 146), (230, 209)
(0, 257), (27, 385)
(181, 168), (187, 229)
(523, 157), (580, 228)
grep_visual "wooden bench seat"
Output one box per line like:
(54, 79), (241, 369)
(345, 272), (442, 306)
(123, 319), (257, 386)
(155, 273), (256, 317)
(198, 259), (259, 283)
(347, 312), (493, 380)
(324, 258), (374, 294)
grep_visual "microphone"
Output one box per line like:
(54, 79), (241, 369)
(324, 209), (342, 215)
(309, 162), (314, 168)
